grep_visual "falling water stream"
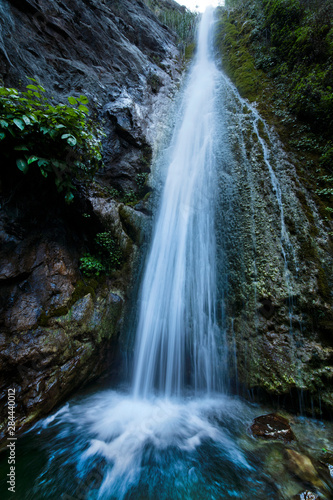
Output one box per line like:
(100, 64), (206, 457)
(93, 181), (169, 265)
(1, 8), (333, 500)
(133, 8), (222, 399)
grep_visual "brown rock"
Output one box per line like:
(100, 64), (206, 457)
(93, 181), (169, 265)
(286, 449), (323, 489)
(250, 413), (296, 442)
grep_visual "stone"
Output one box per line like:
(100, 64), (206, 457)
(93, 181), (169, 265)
(118, 204), (148, 246)
(292, 492), (319, 500)
(250, 413), (296, 442)
(285, 449), (323, 490)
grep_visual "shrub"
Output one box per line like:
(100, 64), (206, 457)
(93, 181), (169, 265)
(80, 231), (123, 278)
(0, 80), (104, 202)
(79, 254), (106, 277)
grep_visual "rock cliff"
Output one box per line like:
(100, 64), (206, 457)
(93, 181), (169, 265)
(0, 0), (183, 440)
(215, 2), (333, 415)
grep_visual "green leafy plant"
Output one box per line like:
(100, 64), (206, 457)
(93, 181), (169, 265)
(95, 231), (123, 270)
(135, 172), (148, 191)
(79, 254), (106, 277)
(0, 80), (104, 202)
(80, 231), (123, 277)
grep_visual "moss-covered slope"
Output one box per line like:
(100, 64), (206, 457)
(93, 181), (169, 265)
(215, 0), (333, 414)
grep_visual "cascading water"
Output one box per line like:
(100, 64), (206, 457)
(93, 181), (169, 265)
(133, 8), (222, 398)
(2, 8), (333, 500)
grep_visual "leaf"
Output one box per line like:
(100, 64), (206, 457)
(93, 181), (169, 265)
(67, 136), (77, 146)
(27, 155), (39, 164)
(78, 95), (89, 104)
(37, 158), (48, 167)
(61, 133), (71, 139)
(26, 82), (46, 92)
(14, 145), (29, 151)
(55, 124), (66, 129)
(65, 192), (74, 203)
(49, 129), (58, 139)
(0, 119), (8, 128)
(16, 158), (29, 174)
(68, 96), (77, 105)
(22, 115), (31, 125)
(0, 132), (5, 140)
(26, 85), (40, 91)
(13, 118), (25, 131)
(40, 168), (48, 178)
(78, 105), (89, 114)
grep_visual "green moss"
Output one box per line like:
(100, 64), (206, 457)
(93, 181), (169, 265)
(216, 7), (270, 100)
(185, 43), (195, 60)
(317, 266), (330, 300)
(52, 305), (70, 317)
(71, 279), (97, 303)
(296, 190), (317, 237)
(37, 278), (100, 326)
(141, 191), (151, 203)
(38, 311), (49, 327)
(217, 0), (333, 220)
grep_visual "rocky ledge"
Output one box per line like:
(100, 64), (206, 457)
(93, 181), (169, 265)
(0, 0), (184, 441)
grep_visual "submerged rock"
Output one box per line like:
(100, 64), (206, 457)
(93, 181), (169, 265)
(285, 449), (323, 489)
(250, 413), (296, 442)
(292, 492), (319, 500)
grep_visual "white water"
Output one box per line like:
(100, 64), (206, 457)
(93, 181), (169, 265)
(133, 8), (223, 398)
(4, 9), (328, 500)
(23, 11), (258, 499)
(217, 71), (299, 336)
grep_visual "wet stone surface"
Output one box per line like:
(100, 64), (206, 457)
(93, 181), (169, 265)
(292, 492), (320, 500)
(250, 413), (296, 442)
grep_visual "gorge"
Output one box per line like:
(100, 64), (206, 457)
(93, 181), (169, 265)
(0, 0), (333, 498)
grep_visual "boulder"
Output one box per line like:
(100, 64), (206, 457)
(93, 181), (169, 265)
(250, 413), (296, 442)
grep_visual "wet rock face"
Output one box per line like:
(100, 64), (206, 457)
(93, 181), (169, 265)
(0, 0), (181, 440)
(0, 290), (123, 438)
(214, 84), (333, 414)
(250, 413), (296, 442)
(250, 413), (333, 497)
(0, 0), (181, 192)
(0, 232), (78, 332)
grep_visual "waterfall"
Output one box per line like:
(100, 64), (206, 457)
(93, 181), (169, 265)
(8, 9), (329, 500)
(133, 7), (223, 398)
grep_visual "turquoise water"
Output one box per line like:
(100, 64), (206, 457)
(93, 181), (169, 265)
(1, 386), (332, 499)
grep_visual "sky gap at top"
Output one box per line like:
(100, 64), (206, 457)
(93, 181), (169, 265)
(176, 0), (224, 13)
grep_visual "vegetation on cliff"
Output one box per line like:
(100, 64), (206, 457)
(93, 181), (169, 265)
(144, 0), (198, 57)
(217, 0), (333, 218)
(0, 81), (103, 202)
